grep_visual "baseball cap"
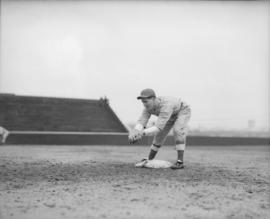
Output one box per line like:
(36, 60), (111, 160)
(137, 88), (156, 100)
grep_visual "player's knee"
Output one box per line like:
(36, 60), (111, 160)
(175, 137), (186, 151)
(175, 144), (185, 151)
(175, 139), (185, 145)
(175, 134), (186, 144)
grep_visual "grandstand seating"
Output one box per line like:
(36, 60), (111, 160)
(0, 93), (127, 133)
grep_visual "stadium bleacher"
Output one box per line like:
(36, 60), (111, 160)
(0, 93), (128, 144)
(0, 93), (127, 132)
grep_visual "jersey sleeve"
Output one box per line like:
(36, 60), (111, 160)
(155, 104), (174, 130)
(136, 108), (151, 128)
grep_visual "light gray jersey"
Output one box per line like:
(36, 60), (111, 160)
(137, 96), (187, 130)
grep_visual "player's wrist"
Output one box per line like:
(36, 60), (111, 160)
(134, 123), (144, 131)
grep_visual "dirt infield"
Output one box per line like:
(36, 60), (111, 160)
(0, 145), (269, 219)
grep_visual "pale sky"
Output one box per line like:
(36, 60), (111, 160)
(0, 0), (269, 131)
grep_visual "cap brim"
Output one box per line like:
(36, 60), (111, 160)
(137, 96), (151, 100)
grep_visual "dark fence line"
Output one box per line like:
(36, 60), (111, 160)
(4, 133), (270, 146)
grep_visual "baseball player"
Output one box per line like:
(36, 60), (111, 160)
(128, 88), (191, 169)
(0, 126), (9, 144)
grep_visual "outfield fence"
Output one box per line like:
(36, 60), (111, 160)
(3, 131), (270, 146)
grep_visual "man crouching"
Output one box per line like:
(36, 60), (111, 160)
(128, 88), (191, 169)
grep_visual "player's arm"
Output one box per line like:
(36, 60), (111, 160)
(128, 109), (151, 143)
(135, 109), (155, 135)
(135, 109), (151, 129)
(138, 105), (174, 136)
(142, 126), (159, 136)
(154, 104), (174, 131)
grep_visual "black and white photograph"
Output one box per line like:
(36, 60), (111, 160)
(0, 0), (269, 218)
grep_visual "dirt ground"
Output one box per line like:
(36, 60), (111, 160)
(0, 145), (269, 219)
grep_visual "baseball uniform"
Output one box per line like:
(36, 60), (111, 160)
(137, 96), (191, 151)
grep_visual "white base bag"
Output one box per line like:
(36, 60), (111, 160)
(135, 159), (173, 169)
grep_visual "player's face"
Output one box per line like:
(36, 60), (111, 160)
(141, 97), (155, 110)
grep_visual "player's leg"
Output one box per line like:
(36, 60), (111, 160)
(171, 107), (191, 169)
(135, 123), (173, 167)
(148, 123), (173, 160)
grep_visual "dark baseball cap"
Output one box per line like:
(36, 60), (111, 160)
(137, 88), (156, 100)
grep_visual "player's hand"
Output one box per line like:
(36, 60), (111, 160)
(128, 129), (143, 144)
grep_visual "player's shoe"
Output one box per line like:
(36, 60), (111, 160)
(170, 160), (184, 169)
(135, 158), (148, 168)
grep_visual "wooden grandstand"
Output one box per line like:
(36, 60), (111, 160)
(0, 93), (128, 144)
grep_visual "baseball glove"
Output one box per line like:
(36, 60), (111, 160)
(128, 129), (143, 144)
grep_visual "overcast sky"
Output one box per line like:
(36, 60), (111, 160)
(0, 0), (269, 131)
